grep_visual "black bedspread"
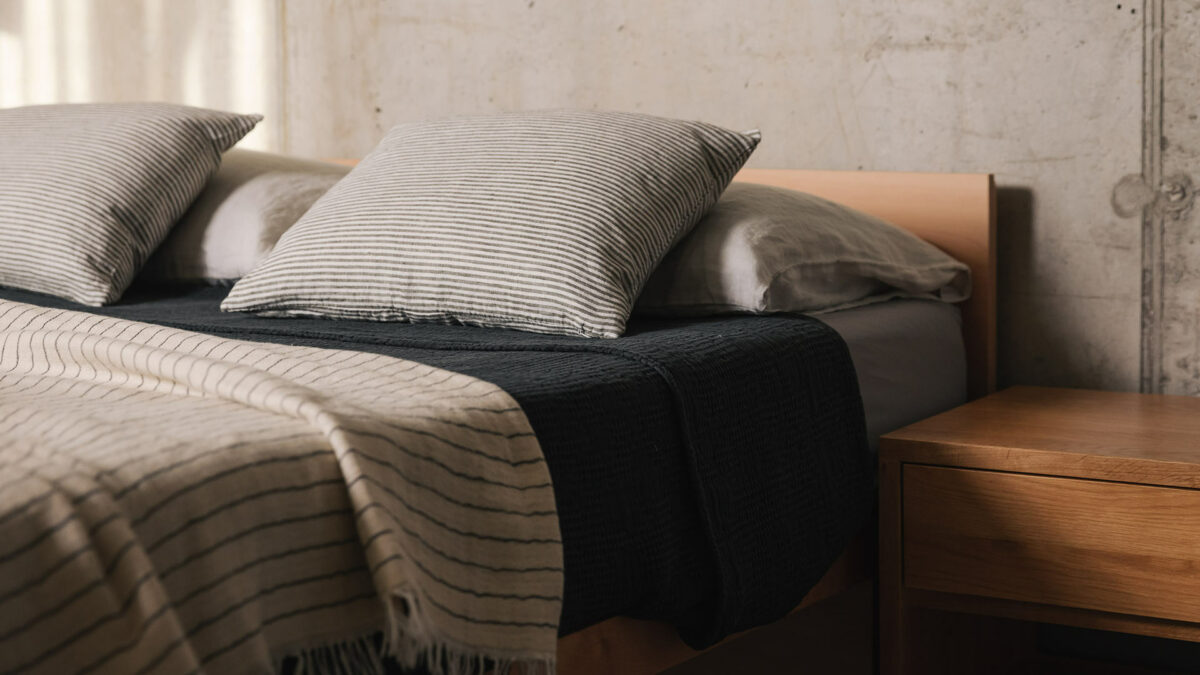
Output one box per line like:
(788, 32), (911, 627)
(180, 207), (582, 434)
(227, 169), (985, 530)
(0, 285), (872, 648)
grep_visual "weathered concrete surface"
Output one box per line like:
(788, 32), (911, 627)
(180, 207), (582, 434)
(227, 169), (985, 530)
(1160, 0), (1200, 394)
(0, 0), (1155, 390)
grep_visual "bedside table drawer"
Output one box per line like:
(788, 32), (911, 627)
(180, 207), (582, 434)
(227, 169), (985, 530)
(903, 465), (1200, 623)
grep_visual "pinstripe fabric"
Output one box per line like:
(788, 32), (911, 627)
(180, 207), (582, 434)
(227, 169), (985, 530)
(221, 110), (760, 338)
(0, 103), (261, 306)
(0, 300), (560, 675)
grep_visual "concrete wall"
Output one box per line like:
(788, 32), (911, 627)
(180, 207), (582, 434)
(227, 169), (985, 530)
(1, 0), (1195, 393)
(1160, 1), (1200, 394)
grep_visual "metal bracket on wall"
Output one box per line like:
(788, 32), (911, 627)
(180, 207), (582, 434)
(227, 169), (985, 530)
(1158, 173), (1194, 220)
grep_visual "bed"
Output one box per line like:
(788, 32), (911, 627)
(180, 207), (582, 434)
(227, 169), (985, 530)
(553, 168), (997, 675)
(0, 124), (994, 674)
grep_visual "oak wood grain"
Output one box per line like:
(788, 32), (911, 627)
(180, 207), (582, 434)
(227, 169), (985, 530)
(905, 465), (1200, 623)
(883, 386), (1200, 488)
(880, 386), (1200, 672)
(908, 588), (1200, 645)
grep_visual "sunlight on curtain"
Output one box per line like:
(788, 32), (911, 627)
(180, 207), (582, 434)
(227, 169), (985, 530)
(228, 0), (271, 150)
(21, 0), (58, 104)
(0, 28), (21, 108)
(1, 0), (279, 151)
(142, 0), (166, 101)
(179, 6), (206, 109)
(62, 0), (90, 100)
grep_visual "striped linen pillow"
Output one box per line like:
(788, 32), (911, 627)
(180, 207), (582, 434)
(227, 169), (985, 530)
(0, 103), (261, 305)
(222, 110), (760, 338)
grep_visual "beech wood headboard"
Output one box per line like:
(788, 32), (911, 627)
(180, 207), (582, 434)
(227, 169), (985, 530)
(327, 160), (998, 399)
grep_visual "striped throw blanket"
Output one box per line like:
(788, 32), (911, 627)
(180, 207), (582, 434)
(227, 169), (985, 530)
(0, 301), (562, 674)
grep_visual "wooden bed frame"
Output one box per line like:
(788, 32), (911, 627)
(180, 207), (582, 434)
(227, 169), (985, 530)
(556, 168), (997, 674)
(327, 161), (998, 673)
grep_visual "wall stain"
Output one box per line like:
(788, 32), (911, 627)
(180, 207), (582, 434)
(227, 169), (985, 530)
(1112, 174), (1155, 218)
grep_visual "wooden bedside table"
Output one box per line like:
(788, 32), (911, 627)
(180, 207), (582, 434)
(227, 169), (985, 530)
(879, 386), (1200, 674)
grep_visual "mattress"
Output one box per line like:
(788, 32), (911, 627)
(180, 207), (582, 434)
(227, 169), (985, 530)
(818, 299), (968, 448)
(0, 286), (960, 646)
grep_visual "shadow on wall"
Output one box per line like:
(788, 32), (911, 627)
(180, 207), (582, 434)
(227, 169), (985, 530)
(0, 0), (280, 149)
(997, 185), (1132, 392)
(996, 186), (1032, 390)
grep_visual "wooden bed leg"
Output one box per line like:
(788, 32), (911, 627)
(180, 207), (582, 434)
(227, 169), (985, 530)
(877, 457), (1037, 675)
(878, 457), (906, 675)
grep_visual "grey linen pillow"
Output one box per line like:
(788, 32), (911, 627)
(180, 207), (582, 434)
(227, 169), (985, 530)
(222, 110), (760, 337)
(0, 103), (261, 305)
(139, 149), (350, 285)
(636, 182), (971, 316)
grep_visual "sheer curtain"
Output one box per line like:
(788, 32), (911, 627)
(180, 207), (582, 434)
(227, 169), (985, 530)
(0, 0), (282, 151)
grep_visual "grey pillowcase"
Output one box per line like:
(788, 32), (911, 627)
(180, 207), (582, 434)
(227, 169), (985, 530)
(139, 149), (350, 285)
(0, 103), (261, 305)
(222, 110), (760, 338)
(636, 182), (971, 316)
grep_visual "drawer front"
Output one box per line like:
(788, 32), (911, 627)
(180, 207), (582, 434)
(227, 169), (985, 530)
(904, 465), (1200, 622)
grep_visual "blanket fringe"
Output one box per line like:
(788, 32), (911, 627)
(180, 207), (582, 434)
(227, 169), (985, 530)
(282, 630), (387, 675)
(383, 591), (556, 675)
(278, 595), (556, 675)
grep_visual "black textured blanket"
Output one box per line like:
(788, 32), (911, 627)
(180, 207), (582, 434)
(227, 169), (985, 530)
(0, 285), (872, 647)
